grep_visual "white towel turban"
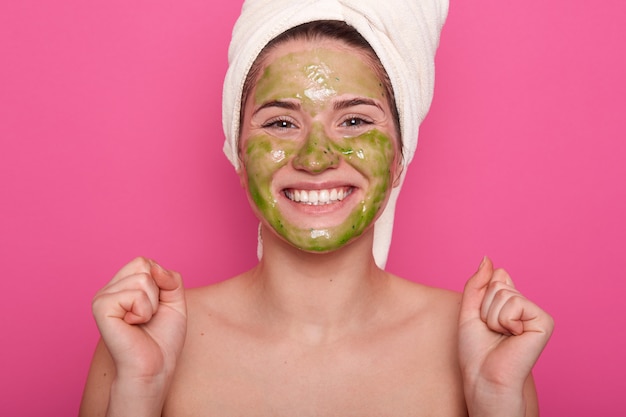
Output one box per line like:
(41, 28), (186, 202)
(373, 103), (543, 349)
(222, 0), (449, 268)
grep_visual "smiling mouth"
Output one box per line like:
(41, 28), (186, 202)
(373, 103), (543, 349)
(284, 187), (354, 206)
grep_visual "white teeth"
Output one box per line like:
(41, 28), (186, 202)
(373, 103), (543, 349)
(285, 187), (352, 205)
(319, 189), (329, 204)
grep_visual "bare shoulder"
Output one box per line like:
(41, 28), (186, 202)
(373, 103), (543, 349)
(385, 272), (462, 323)
(177, 271), (262, 355)
(183, 271), (253, 322)
(367, 274), (467, 415)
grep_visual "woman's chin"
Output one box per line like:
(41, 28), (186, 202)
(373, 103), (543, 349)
(272, 224), (364, 253)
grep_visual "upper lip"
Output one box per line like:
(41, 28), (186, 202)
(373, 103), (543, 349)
(280, 180), (357, 191)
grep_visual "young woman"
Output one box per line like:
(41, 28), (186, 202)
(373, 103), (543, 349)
(80, 1), (553, 416)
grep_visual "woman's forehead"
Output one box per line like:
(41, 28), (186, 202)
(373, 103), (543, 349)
(257, 38), (383, 79)
(252, 39), (387, 103)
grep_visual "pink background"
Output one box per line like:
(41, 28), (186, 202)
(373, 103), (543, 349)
(1, 0), (624, 415)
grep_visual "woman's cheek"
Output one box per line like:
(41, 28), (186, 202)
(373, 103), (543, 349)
(334, 129), (396, 199)
(243, 135), (301, 232)
(322, 130), (396, 245)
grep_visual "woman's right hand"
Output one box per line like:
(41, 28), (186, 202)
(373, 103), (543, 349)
(91, 257), (187, 390)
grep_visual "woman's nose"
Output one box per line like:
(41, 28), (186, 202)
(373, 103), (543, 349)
(292, 125), (340, 173)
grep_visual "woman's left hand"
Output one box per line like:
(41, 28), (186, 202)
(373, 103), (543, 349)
(458, 257), (554, 416)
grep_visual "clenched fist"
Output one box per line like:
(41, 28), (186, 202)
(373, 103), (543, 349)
(92, 257), (187, 384)
(458, 257), (554, 416)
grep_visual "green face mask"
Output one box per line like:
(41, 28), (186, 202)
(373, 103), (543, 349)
(240, 44), (400, 253)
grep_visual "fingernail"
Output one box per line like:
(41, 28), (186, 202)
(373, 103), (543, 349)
(478, 256), (488, 270)
(149, 259), (164, 271)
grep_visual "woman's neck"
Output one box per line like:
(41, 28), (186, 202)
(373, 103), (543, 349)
(246, 226), (391, 345)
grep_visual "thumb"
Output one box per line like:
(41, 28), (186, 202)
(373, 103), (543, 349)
(459, 256), (494, 323)
(149, 261), (186, 306)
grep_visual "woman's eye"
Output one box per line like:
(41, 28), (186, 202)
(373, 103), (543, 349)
(340, 117), (372, 128)
(263, 119), (298, 130)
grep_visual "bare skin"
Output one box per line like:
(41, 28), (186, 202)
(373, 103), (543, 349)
(80, 39), (553, 417)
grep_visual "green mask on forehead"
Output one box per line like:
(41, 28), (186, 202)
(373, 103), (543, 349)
(254, 48), (386, 113)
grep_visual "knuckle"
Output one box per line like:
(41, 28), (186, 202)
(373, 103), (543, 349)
(510, 292), (525, 304)
(488, 281), (508, 295)
(91, 294), (103, 313)
(487, 315), (504, 332)
(493, 268), (512, 282)
(131, 256), (152, 270)
(133, 290), (152, 309)
(91, 292), (113, 317)
(111, 256), (151, 282)
(495, 288), (518, 303)
(134, 271), (155, 288)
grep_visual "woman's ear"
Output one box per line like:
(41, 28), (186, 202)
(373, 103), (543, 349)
(236, 145), (247, 188)
(392, 155), (404, 188)
(236, 165), (247, 189)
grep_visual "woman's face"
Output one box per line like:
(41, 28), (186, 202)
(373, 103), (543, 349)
(238, 38), (401, 253)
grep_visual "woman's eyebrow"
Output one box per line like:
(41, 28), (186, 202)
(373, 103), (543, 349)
(253, 100), (300, 116)
(333, 98), (382, 111)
